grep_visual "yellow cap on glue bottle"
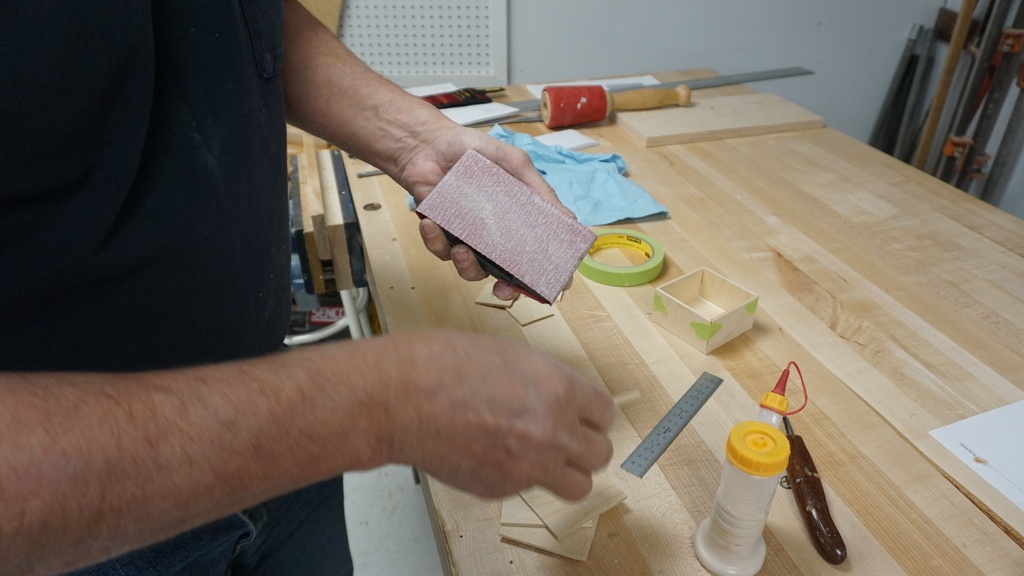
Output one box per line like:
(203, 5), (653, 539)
(726, 421), (790, 476)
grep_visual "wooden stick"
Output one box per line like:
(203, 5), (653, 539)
(912, 0), (979, 170)
(612, 390), (642, 407)
(295, 135), (328, 294)
(318, 149), (355, 291)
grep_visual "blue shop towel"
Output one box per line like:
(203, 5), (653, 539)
(487, 125), (668, 226)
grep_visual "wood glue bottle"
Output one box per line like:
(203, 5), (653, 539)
(693, 375), (792, 575)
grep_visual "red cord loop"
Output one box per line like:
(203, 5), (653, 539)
(782, 361), (809, 416)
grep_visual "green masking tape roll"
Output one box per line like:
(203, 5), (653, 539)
(578, 229), (665, 287)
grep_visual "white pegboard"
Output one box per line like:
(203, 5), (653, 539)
(339, 1), (508, 88)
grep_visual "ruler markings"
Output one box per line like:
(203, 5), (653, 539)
(621, 372), (724, 479)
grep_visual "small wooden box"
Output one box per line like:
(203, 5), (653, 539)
(650, 267), (758, 354)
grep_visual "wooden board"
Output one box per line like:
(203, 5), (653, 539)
(500, 495), (595, 529)
(476, 282), (518, 309)
(519, 474), (626, 538)
(501, 495), (546, 527)
(292, 135), (329, 294)
(318, 149), (356, 291)
(499, 494), (600, 561)
(498, 522), (597, 562)
(298, 0), (344, 33)
(616, 92), (824, 147)
(506, 296), (555, 326)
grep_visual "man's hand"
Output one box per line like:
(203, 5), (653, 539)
(380, 329), (616, 500)
(281, 2), (575, 300)
(400, 124), (575, 300)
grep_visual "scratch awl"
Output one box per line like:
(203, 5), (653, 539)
(783, 417), (847, 565)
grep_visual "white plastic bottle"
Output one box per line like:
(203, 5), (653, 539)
(693, 420), (790, 576)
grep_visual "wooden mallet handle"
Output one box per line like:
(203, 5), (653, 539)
(608, 85), (692, 111)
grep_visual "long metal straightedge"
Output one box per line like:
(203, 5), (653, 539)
(621, 372), (724, 479)
(506, 67), (814, 113)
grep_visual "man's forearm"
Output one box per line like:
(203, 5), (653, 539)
(281, 0), (451, 175)
(0, 340), (395, 575)
(2, 325), (616, 574)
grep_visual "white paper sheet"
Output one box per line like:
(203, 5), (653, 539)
(440, 102), (520, 126)
(930, 400), (1024, 510)
(524, 75), (660, 99)
(405, 83), (520, 126)
(535, 129), (598, 151)
(405, 83), (458, 97)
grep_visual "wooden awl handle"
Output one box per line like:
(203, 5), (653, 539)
(786, 433), (848, 565)
(609, 85), (692, 111)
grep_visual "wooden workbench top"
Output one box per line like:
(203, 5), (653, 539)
(342, 71), (1024, 575)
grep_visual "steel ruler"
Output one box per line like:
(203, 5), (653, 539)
(621, 371), (724, 478)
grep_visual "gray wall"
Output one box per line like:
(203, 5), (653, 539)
(506, 0), (1023, 219)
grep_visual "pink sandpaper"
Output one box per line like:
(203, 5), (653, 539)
(416, 150), (596, 304)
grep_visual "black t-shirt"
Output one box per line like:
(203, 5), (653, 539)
(0, 0), (292, 371)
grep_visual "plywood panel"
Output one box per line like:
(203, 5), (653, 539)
(299, 0), (344, 32)
(617, 92), (824, 147)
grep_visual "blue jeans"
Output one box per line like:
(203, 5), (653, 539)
(64, 477), (353, 576)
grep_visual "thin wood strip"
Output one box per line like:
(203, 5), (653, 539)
(498, 522), (597, 562)
(318, 149), (354, 291)
(518, 474), (626, 539)
(617, 92), (824, 147)
(287, 123), (329, 149)
(300, 134), (330, 261)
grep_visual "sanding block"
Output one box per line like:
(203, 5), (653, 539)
(415, 150), (596, 304)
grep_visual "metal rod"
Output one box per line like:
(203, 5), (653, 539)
(955, 3), (1024, 191)
(505, 66), (815, 114)
(937, 0), (1015, 182)
(980, 63), (1024, 204)
(955, 51), (1024, 191)
(607, 66), (815, 94)
(895, 28), (937, 162)
(912, 0), (979, 170)
(870, 24), (922, 149)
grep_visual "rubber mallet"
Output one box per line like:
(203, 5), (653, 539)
(540, 84), (692, 129)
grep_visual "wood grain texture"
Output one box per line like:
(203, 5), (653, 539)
(519, 474), (626, 538)
(342, 69), (1024, 575)
(498, 522), (597, 562)
(617, 92), (824, 147)
(506, 296), (556, 326)
(291, 136), (327, 294)
(500, 496), (597, 560)
(300, 134), (330, 261)
(501, 495), (547, 527)
(317, 149), (355, 290)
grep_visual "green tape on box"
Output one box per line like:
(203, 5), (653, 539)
(745, 298), (759, 316)
(578, 229), (665, 287)
(652, 293), (667, 313)
(690, 321), (723, 341)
